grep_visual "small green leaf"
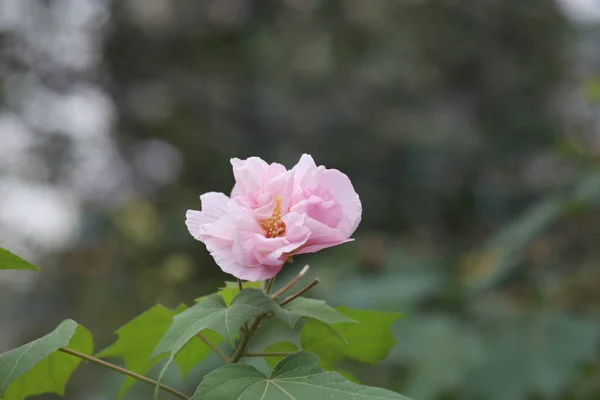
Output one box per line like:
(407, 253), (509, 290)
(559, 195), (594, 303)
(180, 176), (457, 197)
(273, 297), (356, 329)
(0, 320), (93, 399)
(97, 304), (217, 399)
(219, 281), (262, 306)
(0, 247), (40, 271)
(151, 289), (273, 398)
(195, 281), (262, 305)
(301, 307), (402, 368)
(192, 351), (411, 400)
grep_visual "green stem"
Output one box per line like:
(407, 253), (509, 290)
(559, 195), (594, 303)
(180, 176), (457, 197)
(230, 316), (263, 363)
(265, 278), (275, 295)
(197, 333), (230, 364)
(59, 347), (189, 400)
(238, 278), (250, 333)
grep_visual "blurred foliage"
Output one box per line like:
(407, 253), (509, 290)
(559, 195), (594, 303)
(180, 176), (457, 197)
(2, 0), (600, 399)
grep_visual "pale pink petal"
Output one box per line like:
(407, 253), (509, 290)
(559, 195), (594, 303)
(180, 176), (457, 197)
(202, 236), (237, 274)
(251, 170), (295, 219)
(233, 263), (283, 281)
(201, 213), (282, 281)
(198, 214), (238, 241)
(231, 215), (264, 267)
(230, 157), (269, 203)
(230, 157), (287, 205)
(290, 195), (342, 229)
(185, 210), (205, 239)
(185, 192), (230, 238)
(282, 212), (312, 244)
(292, 154), (317, 185)
(204, 235), (280, 281)
(292, 216), (353, 255)
(318, 169), (361, 236)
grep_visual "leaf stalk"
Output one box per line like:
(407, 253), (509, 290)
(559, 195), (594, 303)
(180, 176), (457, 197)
(58, 347), (189, 400)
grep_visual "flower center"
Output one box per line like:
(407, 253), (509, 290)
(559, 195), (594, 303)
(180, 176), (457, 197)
(260, 194), (286, 238)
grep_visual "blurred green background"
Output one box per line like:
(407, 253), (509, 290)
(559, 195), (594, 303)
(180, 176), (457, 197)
(1, 0), (600, 399)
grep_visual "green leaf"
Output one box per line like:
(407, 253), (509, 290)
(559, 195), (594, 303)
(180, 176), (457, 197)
(219, 281), (262, 306)
(97, 304), (217, 399)
(151, 289), (274, 398)
(0, 320), (93, 399)
(262, 342), (359, 383)
(300, 307), (402, 368)
(195, 281), (262, 305)
(273, 297), (356, 329)
(0, 247), (40, 271)
(192, 351), (411, 400)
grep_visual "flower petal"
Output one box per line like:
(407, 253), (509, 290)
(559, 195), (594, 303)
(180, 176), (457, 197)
(292, 215), (353, 255)
(317, 168), (362, 236)
(230, 157), (286, 205)
(185, 192), (230, 238)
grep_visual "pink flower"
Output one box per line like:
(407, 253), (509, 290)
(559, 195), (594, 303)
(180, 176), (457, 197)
(186, 154), (362, 281)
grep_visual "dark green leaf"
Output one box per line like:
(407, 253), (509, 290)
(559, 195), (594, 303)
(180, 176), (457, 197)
(273, 297), (356, 329)
(301, 307), (401, 368)
(192, 351), (411, 400)
(0, 247), (40, 271)
(151, 289), (273, 398)
(0, 320), (93, 399)
(262, 342), (359, 383)
(97, 304), (217, 399)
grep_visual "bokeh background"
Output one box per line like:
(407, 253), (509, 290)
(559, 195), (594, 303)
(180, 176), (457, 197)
(2, 0), (600, 399)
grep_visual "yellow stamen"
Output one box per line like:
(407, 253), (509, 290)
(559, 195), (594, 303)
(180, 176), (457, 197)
(260, 195), (286, 238)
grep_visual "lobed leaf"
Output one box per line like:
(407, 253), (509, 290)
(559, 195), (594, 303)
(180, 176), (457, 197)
(300, 307), (402, 368)
(272, 297), (356, 329)
(192, 351), (411, 400)
(263, 342), (359, 383)
(151, 289), (274, 398)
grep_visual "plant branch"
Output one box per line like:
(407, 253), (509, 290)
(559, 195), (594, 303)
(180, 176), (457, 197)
(196, 333), (230, 364)
(271, 265), (310, 299)
(279, 278), (320, 307)
(59, 347), (189, 400)
(265, 278), (275, 295)
(237, 278), (250, 333)
(243, 351), (293, 357)
(230, 316), (263, 363)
